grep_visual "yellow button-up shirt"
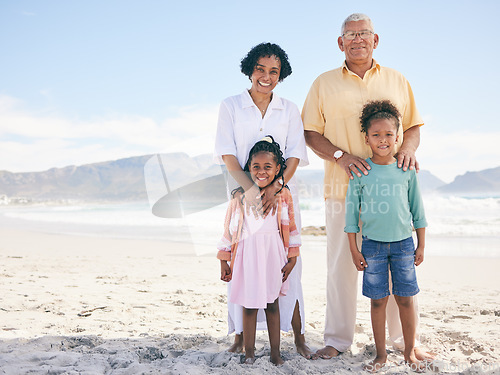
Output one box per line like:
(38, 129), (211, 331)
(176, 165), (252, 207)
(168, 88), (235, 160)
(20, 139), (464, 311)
(302, 60), (424, 200)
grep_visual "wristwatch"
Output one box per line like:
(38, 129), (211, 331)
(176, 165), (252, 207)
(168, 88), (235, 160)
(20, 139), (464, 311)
(333, 150), (345, 162)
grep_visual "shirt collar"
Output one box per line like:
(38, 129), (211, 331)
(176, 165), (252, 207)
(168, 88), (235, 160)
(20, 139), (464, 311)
(341, 59), (380, 75)
(242, 90), (284, 110)
(242, 90), (255, 108)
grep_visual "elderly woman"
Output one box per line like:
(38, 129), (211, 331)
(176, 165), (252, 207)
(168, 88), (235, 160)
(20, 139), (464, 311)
(214, 42), (312, 358)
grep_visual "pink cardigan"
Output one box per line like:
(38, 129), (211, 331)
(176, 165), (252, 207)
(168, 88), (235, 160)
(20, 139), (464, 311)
(217, 188), (301, 270)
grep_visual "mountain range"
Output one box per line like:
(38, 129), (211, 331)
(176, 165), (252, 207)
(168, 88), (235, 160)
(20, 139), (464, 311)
(0, 153), (498, 203)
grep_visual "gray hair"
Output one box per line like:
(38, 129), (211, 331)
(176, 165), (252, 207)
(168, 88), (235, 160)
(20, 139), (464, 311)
(341, 13), (374, 35)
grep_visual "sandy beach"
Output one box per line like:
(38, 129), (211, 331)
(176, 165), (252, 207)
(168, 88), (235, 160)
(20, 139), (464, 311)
(1, 228), (499, 374)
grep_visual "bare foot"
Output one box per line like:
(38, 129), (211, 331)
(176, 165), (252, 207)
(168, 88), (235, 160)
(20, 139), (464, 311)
(414, 347), (436, 362)
(295, 335), (318, 359)
(315, 345), (340, 359)
(228, 341), (243, 353)
(270, 354), (284, 366)
(405, 351), (426, 373)
(296, 342), (318, 360)
(228, 334), (243, 353)
(363, 355), (387, 373)
(244, 357), (256, 365)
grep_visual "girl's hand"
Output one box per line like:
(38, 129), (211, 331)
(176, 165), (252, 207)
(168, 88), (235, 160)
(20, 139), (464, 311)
(220, 260), (232, 282)
(282, 257), (297, 282)
(414, 246), (424, 266)
(351, 251), (367, 271)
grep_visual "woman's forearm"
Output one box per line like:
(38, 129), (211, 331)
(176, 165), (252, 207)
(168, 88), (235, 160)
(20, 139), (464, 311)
(283, 157), (300, 185)
(221, 154), (254, 191)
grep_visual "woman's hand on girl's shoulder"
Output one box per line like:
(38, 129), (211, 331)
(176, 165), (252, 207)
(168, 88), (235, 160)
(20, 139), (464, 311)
(260, 182), (281, 217)
(241, 185), (262, 218)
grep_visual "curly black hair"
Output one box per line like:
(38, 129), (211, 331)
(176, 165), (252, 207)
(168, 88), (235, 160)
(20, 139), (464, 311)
(244, 135), (287, 178)
(240, 42), (292, 82)
(360, 100), (401, 133)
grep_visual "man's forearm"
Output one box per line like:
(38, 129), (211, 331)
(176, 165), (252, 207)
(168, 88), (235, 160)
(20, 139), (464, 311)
(304, 129), (372, 178)
(401, 125), (421, 152)
(304, 130), (339, 162)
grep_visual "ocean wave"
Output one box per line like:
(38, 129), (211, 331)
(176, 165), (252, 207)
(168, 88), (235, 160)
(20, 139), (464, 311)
(1, 196), (499, 238)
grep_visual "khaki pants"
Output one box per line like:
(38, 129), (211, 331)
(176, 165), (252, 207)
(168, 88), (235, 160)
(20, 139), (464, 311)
(324, 199), (420, 352)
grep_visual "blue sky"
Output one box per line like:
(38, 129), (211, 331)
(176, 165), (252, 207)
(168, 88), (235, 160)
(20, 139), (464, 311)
(1, 0), (499, 182)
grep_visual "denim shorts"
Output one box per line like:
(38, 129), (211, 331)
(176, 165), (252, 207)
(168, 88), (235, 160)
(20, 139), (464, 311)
(361, 236), (419, 300)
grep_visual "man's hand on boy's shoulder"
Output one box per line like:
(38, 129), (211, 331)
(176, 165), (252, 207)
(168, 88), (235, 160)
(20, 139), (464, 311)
(338, 153), (370, 180)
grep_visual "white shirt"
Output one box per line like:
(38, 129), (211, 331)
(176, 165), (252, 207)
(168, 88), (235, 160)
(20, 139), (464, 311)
(214, 90), (309, 169)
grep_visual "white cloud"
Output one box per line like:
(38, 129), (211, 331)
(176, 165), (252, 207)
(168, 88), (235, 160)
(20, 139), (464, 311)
(0, 95), (21, 112)
(0, 95), (218, 172)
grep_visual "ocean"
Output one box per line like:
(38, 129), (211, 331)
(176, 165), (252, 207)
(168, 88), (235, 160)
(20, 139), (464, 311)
(1, 195), (499, 258)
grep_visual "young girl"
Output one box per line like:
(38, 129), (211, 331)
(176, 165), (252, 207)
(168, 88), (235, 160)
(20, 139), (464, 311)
(217, 136), (301, 365)
(344, 100), (427, 372)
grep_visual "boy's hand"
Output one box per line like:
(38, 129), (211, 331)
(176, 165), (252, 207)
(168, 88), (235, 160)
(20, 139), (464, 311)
(414, 246), (424, 266)
(282, 257), (297, 282)
(220, 260), (232, 282)
(351, 251), (367, 271)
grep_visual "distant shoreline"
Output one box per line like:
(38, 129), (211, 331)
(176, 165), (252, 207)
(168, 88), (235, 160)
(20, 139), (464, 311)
(301, 225), (326, 236)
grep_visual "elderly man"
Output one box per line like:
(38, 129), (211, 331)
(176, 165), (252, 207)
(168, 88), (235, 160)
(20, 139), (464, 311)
(302, 13), (433, 360)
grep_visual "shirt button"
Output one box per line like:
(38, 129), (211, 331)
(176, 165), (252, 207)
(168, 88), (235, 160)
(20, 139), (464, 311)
(260, 128), (263, 131)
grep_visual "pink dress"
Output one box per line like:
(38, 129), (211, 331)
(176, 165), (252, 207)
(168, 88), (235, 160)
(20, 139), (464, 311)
(229, 212), (289, 309)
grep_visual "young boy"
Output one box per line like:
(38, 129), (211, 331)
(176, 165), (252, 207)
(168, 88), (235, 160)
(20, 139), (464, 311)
(344, 100), (427, 372)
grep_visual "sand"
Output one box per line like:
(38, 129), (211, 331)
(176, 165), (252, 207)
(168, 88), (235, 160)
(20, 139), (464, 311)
(1, 229), (499, 374)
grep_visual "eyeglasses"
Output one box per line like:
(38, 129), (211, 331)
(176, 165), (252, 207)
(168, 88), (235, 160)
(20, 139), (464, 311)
(342, 30), (374, 40)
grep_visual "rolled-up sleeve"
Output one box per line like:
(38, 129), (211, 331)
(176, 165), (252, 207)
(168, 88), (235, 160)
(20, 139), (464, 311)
(344, 177), (361, 233)
(213, 100), (236, 165)
(409, 171), (427, 229)
(401, 77), (424, 131)
(301, 77), (325, 135)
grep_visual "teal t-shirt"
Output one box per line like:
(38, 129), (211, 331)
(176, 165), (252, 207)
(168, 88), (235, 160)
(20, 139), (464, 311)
(344, 158), (427, 242)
